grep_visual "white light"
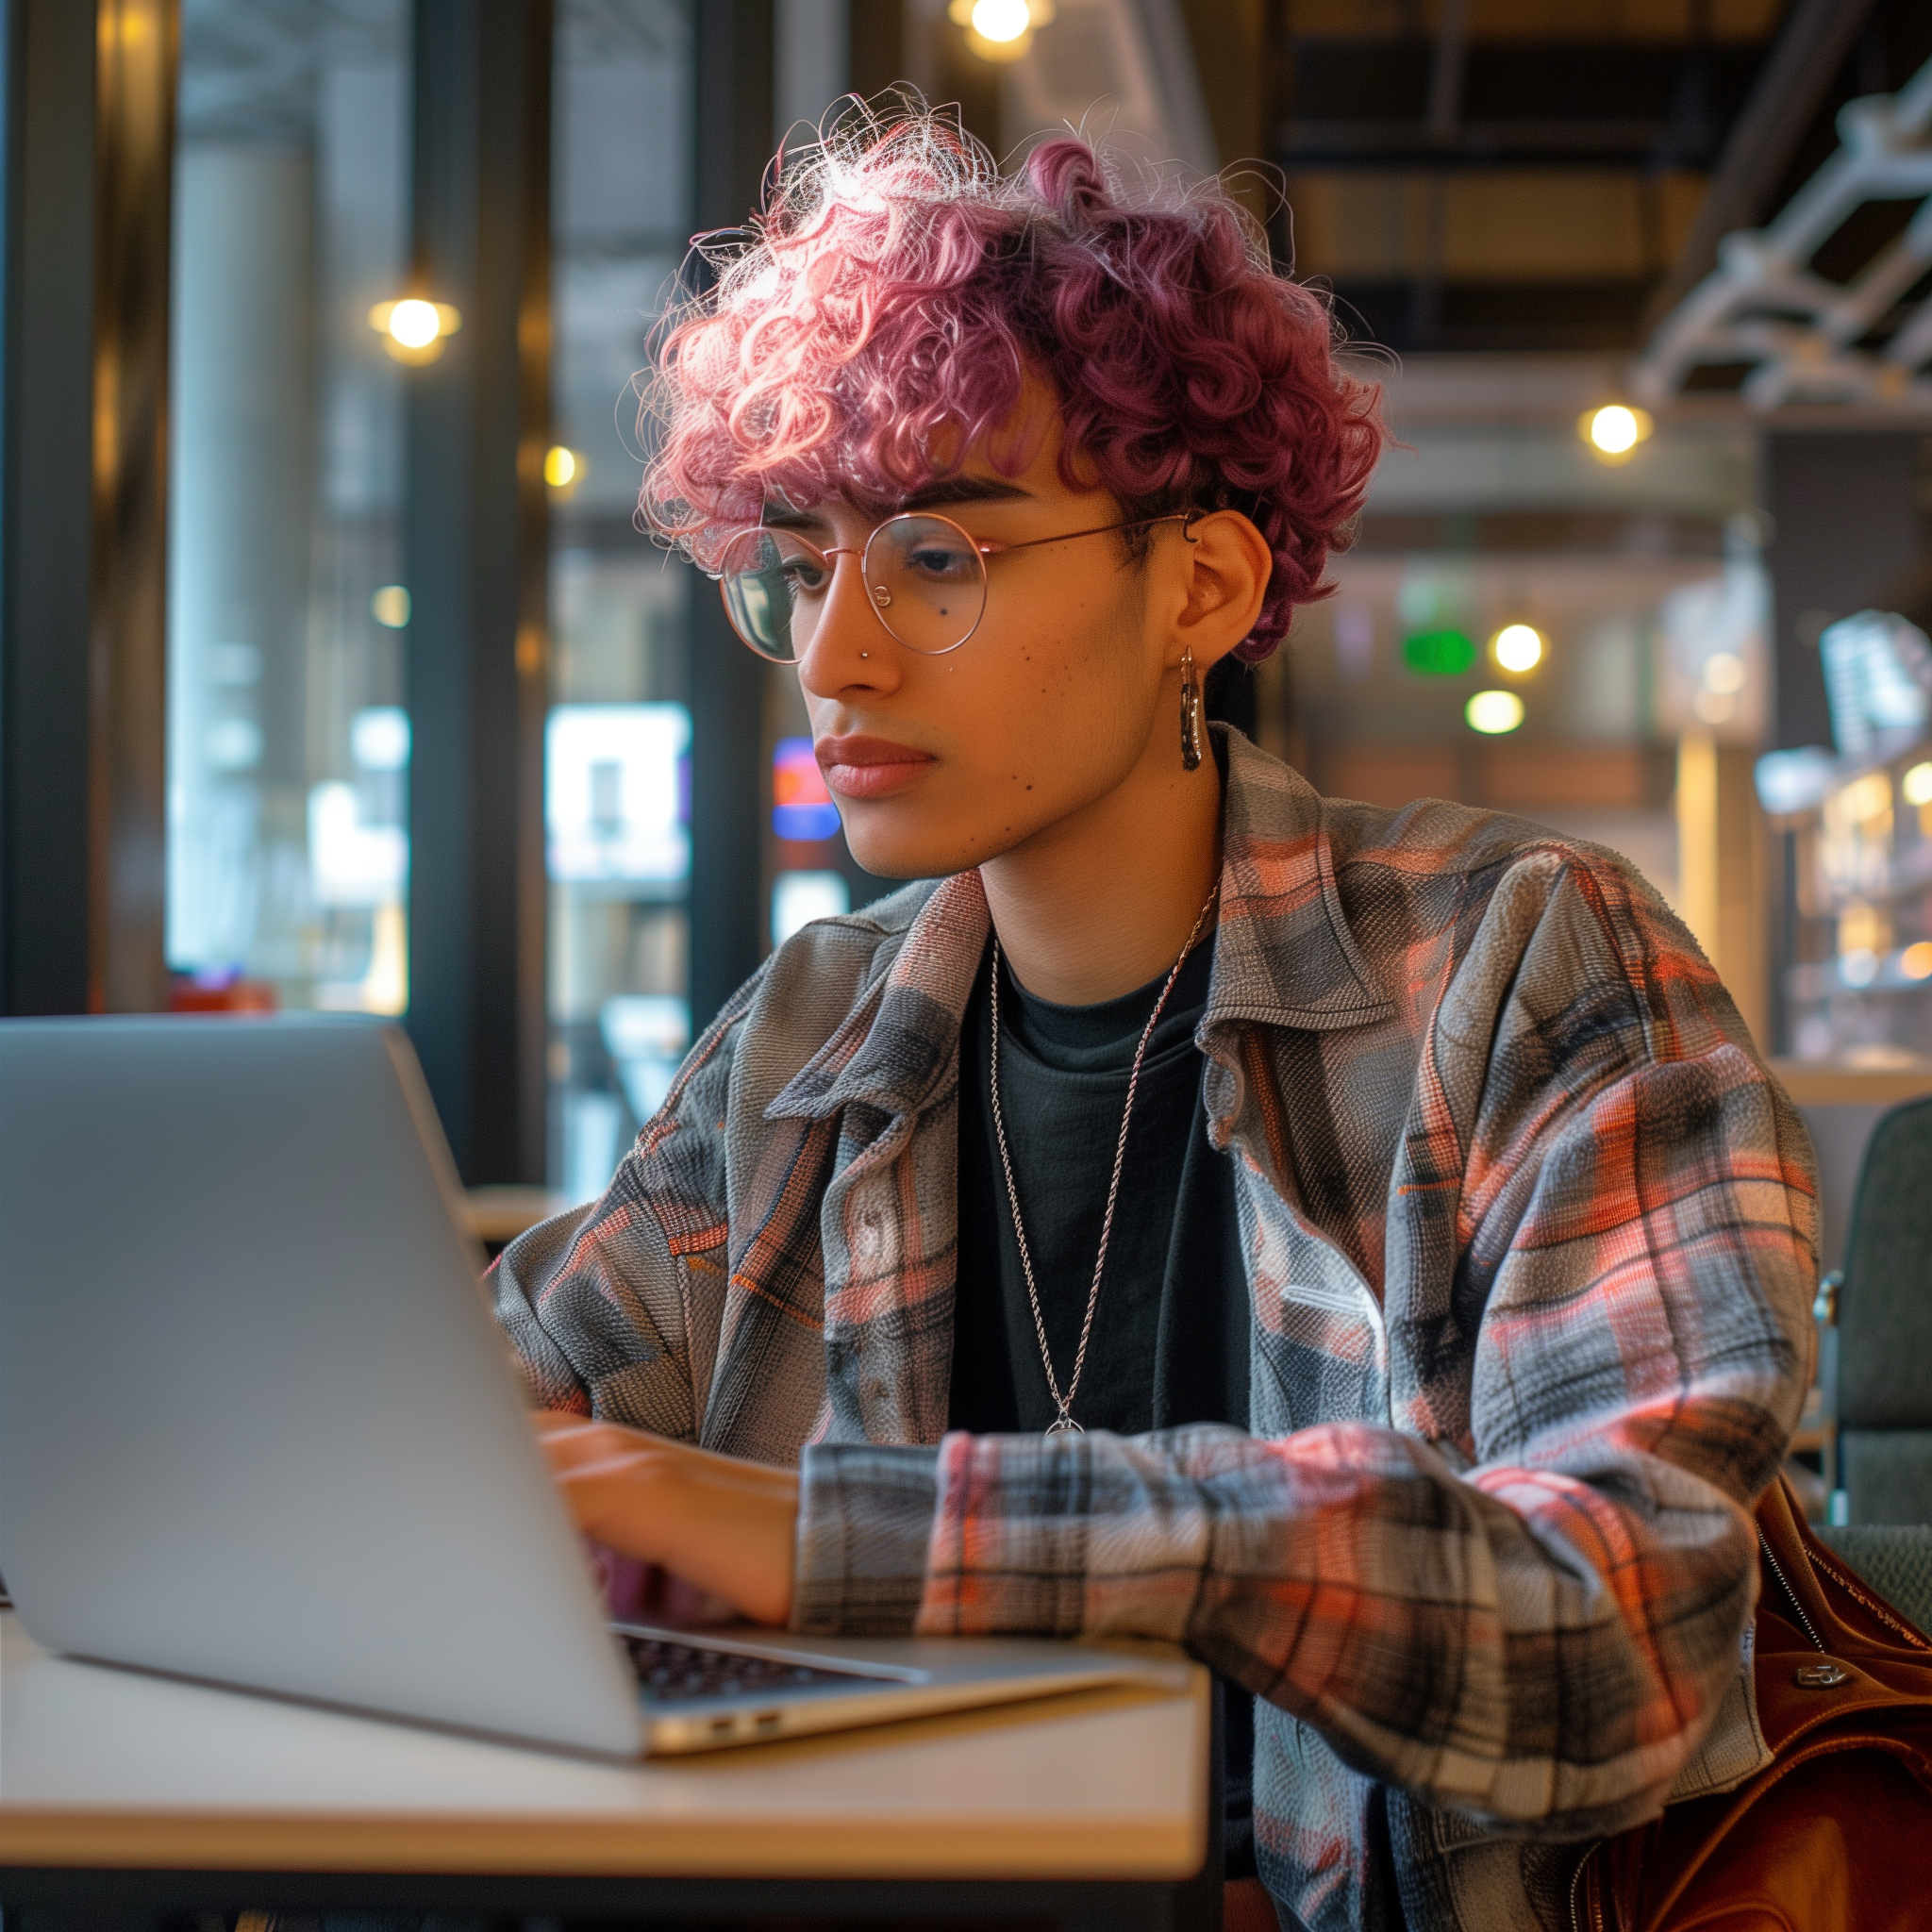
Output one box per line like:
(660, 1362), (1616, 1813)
(1588, 406), (1641, 454)
(1702, 651), (1746, 694)
(388, 298), (441, 349)
(1465, 690), (1524, 735)
(1840, 947), (1878, 988)
(545, 703), (691, 883)
(351, 706), (411, 772)
(970, 0), (1030, 39)
(206, 717), (262, 771)
(1692, 689), (1737, 724)
(372, 584), (410, 628)
(773, 871), (850, 945)
(308, 781), (408, 908)
(1492, 624), (1542, 674)
(1904, 761), (1932, 807)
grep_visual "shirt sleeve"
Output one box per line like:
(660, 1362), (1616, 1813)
(792, 855), (1817, 1839)
(488, 972), (758, 1438)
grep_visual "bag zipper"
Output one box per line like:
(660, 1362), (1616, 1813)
(1758, 1530), (1826, 1652)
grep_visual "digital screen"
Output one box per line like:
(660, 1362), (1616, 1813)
(773, 735), (841, 842)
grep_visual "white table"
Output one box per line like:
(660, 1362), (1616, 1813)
(0, 1614), (1216, 1928)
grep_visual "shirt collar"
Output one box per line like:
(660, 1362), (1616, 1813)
(767, 727), (1391, 1124)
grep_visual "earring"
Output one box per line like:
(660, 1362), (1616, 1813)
(1179, 646), (1204, 772)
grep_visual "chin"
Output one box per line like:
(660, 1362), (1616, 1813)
(841, 810), (1012, 885)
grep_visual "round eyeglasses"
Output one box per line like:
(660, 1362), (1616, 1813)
(712, 510), (1193, 664)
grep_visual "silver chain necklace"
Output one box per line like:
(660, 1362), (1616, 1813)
(988, 883), (1220, 1436)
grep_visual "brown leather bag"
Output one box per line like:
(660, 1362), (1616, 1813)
(1571, 1475), (1932, 1931)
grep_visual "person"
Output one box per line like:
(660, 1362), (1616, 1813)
(494, 103), (1817, 1932)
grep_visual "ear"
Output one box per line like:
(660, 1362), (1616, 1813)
(1168, 510), (1273, 671)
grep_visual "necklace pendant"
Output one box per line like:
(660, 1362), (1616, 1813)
(1045, 1415), (1083, 1436)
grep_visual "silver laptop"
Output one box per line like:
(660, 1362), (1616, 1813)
(0, 1015), (1151, 1757)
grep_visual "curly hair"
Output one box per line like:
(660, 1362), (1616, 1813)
(640, 99), (1387, 660)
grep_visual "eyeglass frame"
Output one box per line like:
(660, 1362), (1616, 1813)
(712, 507), (1199, 660)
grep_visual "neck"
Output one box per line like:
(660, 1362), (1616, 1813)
(980, 724), (1224, 1006)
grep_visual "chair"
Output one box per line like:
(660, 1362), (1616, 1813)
(1816, 1524), (1932, 1634)
(1830, 1095), (1932, 1526)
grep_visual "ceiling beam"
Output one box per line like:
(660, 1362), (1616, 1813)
(1641, 0), (1879, 333)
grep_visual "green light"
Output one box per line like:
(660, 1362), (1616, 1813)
(1403, 628), (1476, 676)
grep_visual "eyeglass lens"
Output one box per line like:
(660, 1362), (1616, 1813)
(717, 515), (990, 662)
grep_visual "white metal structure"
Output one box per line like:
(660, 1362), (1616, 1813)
(1633, 57), (1932, 413)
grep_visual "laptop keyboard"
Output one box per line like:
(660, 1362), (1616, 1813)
(624, 1636), (879, 1705)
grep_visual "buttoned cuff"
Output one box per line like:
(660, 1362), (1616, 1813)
(791, 1441), (941, 1635)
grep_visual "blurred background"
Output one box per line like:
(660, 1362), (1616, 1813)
(6, 0), (1932, 1245)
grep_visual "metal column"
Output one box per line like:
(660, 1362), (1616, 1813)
(403, 0), (553, 1184)
(0, 0), (176, 1016)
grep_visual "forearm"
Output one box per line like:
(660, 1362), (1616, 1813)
(795, 1418), (1762, 1831)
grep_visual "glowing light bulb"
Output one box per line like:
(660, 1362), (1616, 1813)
(1904, 761), (1932, 807)
(1904, 942), (1932, 981)
(971, 0), (1030, 39)
(1466, 690), (1524, 735)
(389, 299), (441, 348)
(368, 298), (461, 364)
(543, 446), (580, 489)
(1579, 404), (1652, 464)
(1492, 624), (1542, 674)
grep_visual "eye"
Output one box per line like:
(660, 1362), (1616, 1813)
(777, 556), (830, 598)
(902, 541), (975, 582)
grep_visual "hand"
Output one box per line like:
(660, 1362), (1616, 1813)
(532, 1412), (799, 1626)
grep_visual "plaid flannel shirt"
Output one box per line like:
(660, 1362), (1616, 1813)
(491, 727), (1816, 1932)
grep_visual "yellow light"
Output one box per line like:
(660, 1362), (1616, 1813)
(1579, 404), (1653, 464)
(1904, 761), (1932, 807)
(368, 298), (462, 364)
(949, 0), (1052, 59)
(371, 584), (410, 628)
(1466, 690), (1524, 735)
(1492, 624), (1542, 675)
(389, 298), (441, 348)
(1702, 651), (1745, 694)
(1904, 942), (1932, 981)
(543, 445), (580, 489)
(971, 0), (1030, 38)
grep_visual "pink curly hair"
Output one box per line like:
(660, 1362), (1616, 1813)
(641, 101), (1387, 660)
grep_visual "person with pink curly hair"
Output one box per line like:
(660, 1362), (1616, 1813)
(496, 104), (1814, 1932)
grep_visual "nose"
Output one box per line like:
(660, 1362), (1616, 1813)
(796, 550), (897, 700)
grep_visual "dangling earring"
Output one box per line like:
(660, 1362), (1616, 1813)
(1179, 646), (1204, 772)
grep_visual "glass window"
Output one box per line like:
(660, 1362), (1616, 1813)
(167, 0), (413, 1014)
(548, 0), (695, 1201)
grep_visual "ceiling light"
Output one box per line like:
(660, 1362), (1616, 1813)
(1466, 690), (1524, 735)
(369, 297), (462, 365)
(1579, 404), (1653, 465)
(949, 0), (1054, 60)
(1492, 624), (1542, 674)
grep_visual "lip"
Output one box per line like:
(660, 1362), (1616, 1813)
(815, 734), (935, 801)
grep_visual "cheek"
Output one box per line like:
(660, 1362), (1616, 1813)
(840, 588), (1157, 874)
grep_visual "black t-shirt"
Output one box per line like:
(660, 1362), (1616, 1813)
(949, 932), (1257, 1877)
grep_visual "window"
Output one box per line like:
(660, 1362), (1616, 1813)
(167, 0), (414, 1013)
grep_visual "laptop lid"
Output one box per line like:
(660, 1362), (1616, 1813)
(0, 1015), (641, 1757)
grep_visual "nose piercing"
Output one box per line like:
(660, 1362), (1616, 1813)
(860, 650), (870, 658)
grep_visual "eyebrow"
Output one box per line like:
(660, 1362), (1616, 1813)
(761, 476), (1035, 530)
